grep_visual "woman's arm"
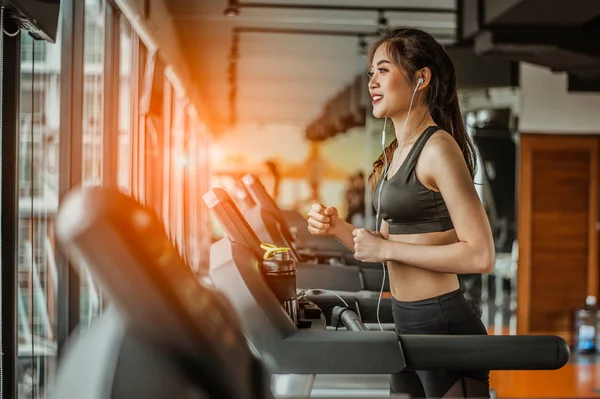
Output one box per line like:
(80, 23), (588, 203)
(332, 210), (389, 251)
(353, 132), (495, 274)
(331, 218), (358, 251)
(307, 204), (356, 251)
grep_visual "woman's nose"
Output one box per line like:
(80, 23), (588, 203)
(369, 75), (379, 89)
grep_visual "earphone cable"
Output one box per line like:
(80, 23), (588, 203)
(375, 78), (423, 332)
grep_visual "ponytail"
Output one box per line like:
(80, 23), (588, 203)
(430, 54), (477, 180)
(442, 96), (477, 180)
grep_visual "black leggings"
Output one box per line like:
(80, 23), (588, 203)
(391, 288), (490, 399)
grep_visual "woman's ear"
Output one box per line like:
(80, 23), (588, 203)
(417, 67), (432, 90)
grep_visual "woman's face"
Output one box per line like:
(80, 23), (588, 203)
(368, 44), (413, 119)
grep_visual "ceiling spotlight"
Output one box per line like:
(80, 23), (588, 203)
(357, 35), (367, 56)
(224, 0), (240, 17)
(377, 10), (389, 35)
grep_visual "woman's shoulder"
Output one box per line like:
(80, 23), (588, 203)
(423, 128), (458, 153)
(419, 129), (466, 171)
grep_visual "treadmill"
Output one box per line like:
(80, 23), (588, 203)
(209, 186), (394, 325)
(241, 174), (388, 292)
(50, 186), (273, 399)
(205, 186), (570, 396)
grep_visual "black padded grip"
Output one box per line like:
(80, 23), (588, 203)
(277, 330), (406, 374)
(400, 334), (570, 370)
(331, 306), (368, 331)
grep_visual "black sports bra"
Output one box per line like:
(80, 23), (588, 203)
(373, 126), (454, 235)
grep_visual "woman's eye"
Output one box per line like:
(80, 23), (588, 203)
(368, 69), (388, 77)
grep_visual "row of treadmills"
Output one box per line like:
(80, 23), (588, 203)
(49, 176), (570, 399)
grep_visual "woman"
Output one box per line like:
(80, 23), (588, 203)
(307, 28), (495, 398)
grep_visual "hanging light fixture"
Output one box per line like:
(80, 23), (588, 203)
(377, 10), (389, 35)
(357, 34), (367, 56)
(224, 0), (240, 17)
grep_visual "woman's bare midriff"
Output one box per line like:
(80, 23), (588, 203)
(386, 229), (461, 301)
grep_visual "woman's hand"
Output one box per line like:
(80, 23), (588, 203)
(307, 203), (341, 236)
(352, 228), (388, 263)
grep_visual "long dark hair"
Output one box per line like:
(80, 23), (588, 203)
(367, 28), (477, 192)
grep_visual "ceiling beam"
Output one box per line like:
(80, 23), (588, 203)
(235, 26), (456, 42)
(235, 1), (456, 14)
(236, 26), (378, 37)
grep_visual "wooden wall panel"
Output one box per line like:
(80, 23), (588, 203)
(518, 135), (598, 341)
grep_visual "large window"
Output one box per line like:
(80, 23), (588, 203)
(10, 1), (215, 397)
(17, 28), (61, 398)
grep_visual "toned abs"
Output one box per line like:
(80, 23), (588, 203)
(385, 228), (461, 301)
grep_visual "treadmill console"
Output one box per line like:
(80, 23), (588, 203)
(242, 174), (296, 244)
(204, 189), (323, 335)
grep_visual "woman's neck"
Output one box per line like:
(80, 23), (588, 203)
(391, 104), (435, 146)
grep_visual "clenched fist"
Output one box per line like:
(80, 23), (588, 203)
(307, 203), (340, 236)
(352, 228), (388, 263)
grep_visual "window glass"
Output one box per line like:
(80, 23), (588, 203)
(17, 27), (61, 398)
(170, 90), (186, 254)
(185, 109), (198, 271)
(81, 0), (105, 187)
(117, 16), (133, 193)
(79, 0), (106, 328)
(1, 12), (4, 395)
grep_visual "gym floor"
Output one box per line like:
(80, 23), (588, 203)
(484, 302), (600, 398)
(490, 360), (600, 398)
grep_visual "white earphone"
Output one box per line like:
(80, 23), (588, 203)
(403, 77), (423, 129)
(374, 76), (423, 331)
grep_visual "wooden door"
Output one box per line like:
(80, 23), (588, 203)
(517, 134), (598, 341)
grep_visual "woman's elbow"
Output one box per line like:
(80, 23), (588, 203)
(471, 244), (495, 274)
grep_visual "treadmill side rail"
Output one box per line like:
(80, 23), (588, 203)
(273, 330), (406, 374)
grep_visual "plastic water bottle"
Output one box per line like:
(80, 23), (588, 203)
(574, 295), (597, 353)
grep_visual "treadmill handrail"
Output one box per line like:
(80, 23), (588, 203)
(275, 329), (406, 374)
(261, 329), (569, 374)
(399, 334), (569, 371)
(332, 306), (368, 331)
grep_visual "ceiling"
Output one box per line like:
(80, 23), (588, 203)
(465, 0), (600, 89)
(165, 0), (457, 133)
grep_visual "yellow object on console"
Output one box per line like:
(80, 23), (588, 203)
(260, 243), (291, 260)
